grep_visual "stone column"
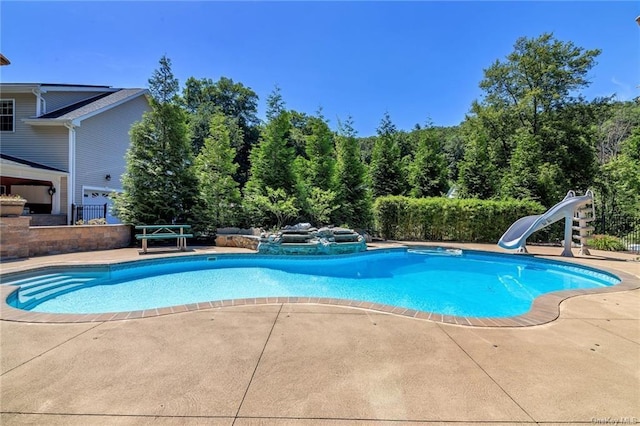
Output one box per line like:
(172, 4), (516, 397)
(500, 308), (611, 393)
(0, 216), (32, 259)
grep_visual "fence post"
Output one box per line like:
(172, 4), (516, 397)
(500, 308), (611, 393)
(103, 203), (107, 221)
(71, 203), (76, 225)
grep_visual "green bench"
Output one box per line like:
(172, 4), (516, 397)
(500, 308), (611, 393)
(135, 225), (192, 254)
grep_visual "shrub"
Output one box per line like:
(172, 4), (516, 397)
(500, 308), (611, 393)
(75, 218), (107, 225)
(373, 196), (545, 242)
(586, 234), (626, 251)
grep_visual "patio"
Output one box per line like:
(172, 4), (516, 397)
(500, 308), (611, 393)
(1, 243), (638, 425)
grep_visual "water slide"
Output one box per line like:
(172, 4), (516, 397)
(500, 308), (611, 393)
(498, 190), (593, 256)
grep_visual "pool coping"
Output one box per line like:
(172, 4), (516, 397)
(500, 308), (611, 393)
(1, 246), (639, 327)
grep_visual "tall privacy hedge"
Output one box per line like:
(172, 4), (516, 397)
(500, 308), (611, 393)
(373, 196), (545, 242)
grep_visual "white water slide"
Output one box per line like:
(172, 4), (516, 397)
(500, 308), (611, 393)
(498, 190), (594, 256)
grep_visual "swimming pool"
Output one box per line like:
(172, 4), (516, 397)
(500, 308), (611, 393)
(2, 248), (620, 318)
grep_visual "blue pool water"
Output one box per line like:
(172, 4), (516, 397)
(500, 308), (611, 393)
(4, 249), (620, 317)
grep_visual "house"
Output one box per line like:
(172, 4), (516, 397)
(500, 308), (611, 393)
(0, 83), (150, 224)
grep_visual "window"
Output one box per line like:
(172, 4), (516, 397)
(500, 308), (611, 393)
(0, 99), (14, 132)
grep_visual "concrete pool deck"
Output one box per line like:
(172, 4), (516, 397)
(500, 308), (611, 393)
(1, 242), (638, 425)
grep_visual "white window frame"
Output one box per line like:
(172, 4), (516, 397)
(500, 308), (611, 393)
(0, 99), (15, 132)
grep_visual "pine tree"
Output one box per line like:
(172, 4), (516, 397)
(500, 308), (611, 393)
(195, 112), (242, 230)
(369, 112), (405, 198)
(333, 116), (372, 228)
(114, 56), (199, 225)
(246, 111), (296, 195)
(457, 119), (499, 199)
(293, 113), (339, 225)
(500, 129), (541, 200)
(243, 87), (298, 227)
(304, 115), (335, 191)
(408, 128), (448, 197)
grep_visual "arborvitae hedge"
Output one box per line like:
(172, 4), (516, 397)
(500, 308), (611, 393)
(373, 196), (545, 242)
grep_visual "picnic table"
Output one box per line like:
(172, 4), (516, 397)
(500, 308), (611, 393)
(135, 224), (193, 254)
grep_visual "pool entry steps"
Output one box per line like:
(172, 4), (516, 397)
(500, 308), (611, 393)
(5, 270), (104, 310)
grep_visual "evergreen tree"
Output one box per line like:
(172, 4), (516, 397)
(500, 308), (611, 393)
(333, 116), (372, 228)
(408, 128), (448, 197)
(265, 85), (285, 122)
(457, 119), (499, 199)
(246, 110), (296, 195)
(369, 112), (405, 198)
(114, 56), (199, 226)
(195, 112), (242, 230)
(500, 129), (541, 200)
(148, 55), (180, 104)
(243, 87), (298, 227)
(294, 113), (339, 225)
(304, 115), (335, 190)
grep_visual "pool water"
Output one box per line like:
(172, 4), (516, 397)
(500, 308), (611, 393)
(4, 249), (620, 317)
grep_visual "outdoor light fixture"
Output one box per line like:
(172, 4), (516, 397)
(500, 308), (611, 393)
(105, 174), (111, 181)
(48, 186), (56, 196)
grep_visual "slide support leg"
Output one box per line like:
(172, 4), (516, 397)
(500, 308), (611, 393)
(562, 213), (574, 257)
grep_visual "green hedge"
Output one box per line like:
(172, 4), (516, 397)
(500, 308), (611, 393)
(373, 196), (545, 243)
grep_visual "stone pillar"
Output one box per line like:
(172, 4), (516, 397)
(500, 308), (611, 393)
(0, 216), (32, 259)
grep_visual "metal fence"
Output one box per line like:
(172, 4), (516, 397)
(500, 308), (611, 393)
(594, 214), (640, 253)
(71, 204), (107, 224)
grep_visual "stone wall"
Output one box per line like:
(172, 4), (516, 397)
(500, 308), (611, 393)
(0, 216), (31, 259)
(28, 225), (131, 257)
(215, 234), (260, 251)
(0, 219), (131, 260)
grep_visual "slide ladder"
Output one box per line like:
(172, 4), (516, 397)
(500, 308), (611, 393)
(573, 190), (595, 255)
(498, 190), (594, 257)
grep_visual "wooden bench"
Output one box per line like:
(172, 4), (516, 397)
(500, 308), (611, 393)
(135, 225), (193, 254)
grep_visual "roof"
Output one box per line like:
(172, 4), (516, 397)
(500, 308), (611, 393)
(23, 88), (149, 126)
(39, 92), (114, 119)
(0, 153), (67, 173)
(0, 54), (10, 66)
(0, 83), (115, 94)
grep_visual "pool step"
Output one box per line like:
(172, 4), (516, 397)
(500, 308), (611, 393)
(18, 277), (96, 299)
(2, 273), (103, 308)
(2, 273), (70, 287)
(15, 275), (79, 291)
(19, 282), (91, 310)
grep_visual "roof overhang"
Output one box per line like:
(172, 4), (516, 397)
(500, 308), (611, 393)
(22, 118), (79, 127)
(1, 159), (68, 180)
(0, 84), (40, 94)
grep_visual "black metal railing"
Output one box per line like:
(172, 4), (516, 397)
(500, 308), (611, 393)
(71, 204), (107, 224)
(593, 214), (639, 252)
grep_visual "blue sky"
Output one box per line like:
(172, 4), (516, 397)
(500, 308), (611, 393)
(1, 1), (638, 136)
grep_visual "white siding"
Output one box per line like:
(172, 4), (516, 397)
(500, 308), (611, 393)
(43, 91), (110, 114)
(74, 95), (150, 202)
(0, 93), (69, 170)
